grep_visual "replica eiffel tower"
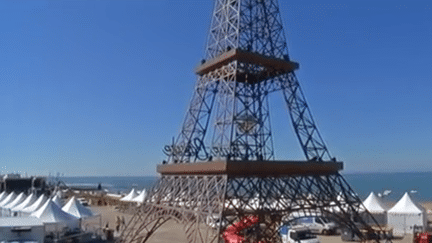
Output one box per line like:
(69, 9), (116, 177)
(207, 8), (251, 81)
(120, 0), (385, 242)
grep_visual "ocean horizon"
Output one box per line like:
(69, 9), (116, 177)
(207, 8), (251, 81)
(59, 171), (432, 202)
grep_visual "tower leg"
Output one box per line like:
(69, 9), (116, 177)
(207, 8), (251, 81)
(120, 175), (226, 243)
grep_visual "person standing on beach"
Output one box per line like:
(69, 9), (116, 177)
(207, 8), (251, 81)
(115, 216), (121, 232)
(121, 216), (126, 230)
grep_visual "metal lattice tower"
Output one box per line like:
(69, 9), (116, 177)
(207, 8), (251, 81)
(120, 1), (386, 242)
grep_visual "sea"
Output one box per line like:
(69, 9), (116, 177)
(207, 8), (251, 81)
(59, 172), (432, 202)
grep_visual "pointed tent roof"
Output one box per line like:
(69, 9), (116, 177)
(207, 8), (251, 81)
(388, 192), (424, 214)
(131, 189), (147, 203)
(31, 199), (78, 228)
(21, 194), (48, 214)
(120, 188), (138, 202)
(0, 191), (17, 207)
(55, 190), (63, 198)
(62, 196), (94, 218)
(362, 192), (386, 213)
(12, 193), (37, 212)
(0, 191), (8, 202)
(4, 192), (27, 209)
(51, 194), (63, 207)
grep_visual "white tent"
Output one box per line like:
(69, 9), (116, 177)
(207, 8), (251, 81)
(387, 192), (427, 235)
(131, 189), (147, 204)
(31, 199), (79, 232)
(0, 191), (7, 202)
(11, 193), (37, 214)
(62, 196), (94, 218)
(120, 188), (139, 202)
(21, 194), (48, 216)
(51, 194), (63, 207)
(0, 192), (17, 207)
(4, 192), (26, 209)
(361, 192), (387, 225)
(2, 192), (26, 217)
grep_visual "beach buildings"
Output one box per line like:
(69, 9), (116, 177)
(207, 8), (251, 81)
(0, 174), (47, 193)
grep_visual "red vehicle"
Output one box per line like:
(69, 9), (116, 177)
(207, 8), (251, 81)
(223, 215), (260, 243)
(413, 226), (432, 243)
(414, 233), (432, 243)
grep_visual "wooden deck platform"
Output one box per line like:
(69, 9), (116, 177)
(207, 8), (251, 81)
(157, 160), (343, 177)
(195, 49), (299, 83)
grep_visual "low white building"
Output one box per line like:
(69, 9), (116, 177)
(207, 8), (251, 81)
(387, 192), (427, 235)
(0, 217), (45, 242)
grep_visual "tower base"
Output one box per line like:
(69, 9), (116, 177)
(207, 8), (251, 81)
(120, 169), (385, 243)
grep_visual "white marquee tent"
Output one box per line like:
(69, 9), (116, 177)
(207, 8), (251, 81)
(131, 189), (147, 204)
(387, 192), (427, 235)
(52, 194), (63, 207)
(120, 188), (139, 202)
(31, 199), (79, 232)
(361, 192), (387, 225)
(21, 194), (48, 216)
(0, 192), (7, 202)
(4, 192), (26, 210)
(0, 192), (17, 208)
(2, 192), (26, 217)
(62, 196), (94, 218)
(11, 193), (37, 214)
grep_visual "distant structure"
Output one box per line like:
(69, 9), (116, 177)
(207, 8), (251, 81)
(121, 0), (382, 242)
(0, 174), (47, 194)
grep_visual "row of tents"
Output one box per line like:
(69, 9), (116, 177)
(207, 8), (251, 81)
(0, 191), (94, 232)
(362, 191), (427, 235)
(119, 188), (147, 203)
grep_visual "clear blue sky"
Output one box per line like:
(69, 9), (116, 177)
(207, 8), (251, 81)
(0, 1), (431, 176)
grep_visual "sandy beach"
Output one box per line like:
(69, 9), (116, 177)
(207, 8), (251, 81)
(81, 201), (432, 243)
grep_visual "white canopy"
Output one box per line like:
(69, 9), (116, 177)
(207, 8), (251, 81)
(387, 192), (427, 235)
(31, 199), (79, 229)
(3, 192), (26, 209)
(131, 189), (147, 203)
(0, 192), (17, 207)
(362, 192), (387, 213)
(388, 192), (423, 214)
(12, 193), (37, 212)
(62, 196), (94, 218)
(51, 194), (63, 207)
(120, 188), (139, 202)
(21, 194), (48, 214)
(0, 191), (7, 202)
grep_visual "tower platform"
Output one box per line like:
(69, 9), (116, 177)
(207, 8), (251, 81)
(196, 49), (299, 83)
(157, 160), (343, 177)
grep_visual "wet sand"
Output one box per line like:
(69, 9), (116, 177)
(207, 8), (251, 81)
(85, 202), (432, 243)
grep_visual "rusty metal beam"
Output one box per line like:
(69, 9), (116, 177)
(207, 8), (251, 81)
(157, 160), (343, 176)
